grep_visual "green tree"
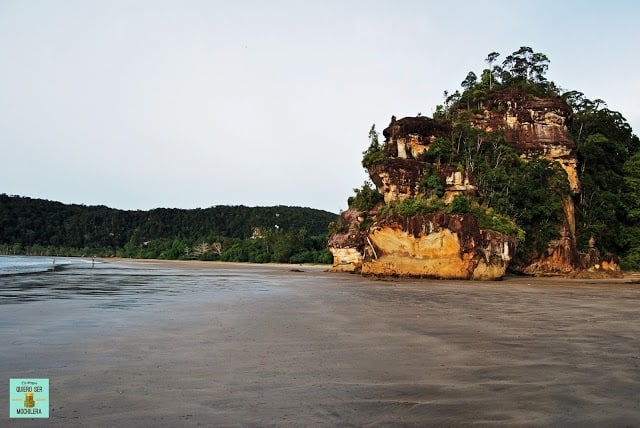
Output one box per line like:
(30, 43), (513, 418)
(485, 51), (500, 90)
(348, 181), (384, 211)
(362, 124), (386, 169)
(0, 194), (337, 263)
(567, 92), (640, 256)
(461, 71), (478, 110)
(502, 46), (549, 83)
(419, 173), (444, 198)
(448, 194), (471, 214)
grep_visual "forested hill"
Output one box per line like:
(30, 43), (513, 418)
(0, 194), (338, 263)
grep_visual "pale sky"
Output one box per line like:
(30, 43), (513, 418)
(2, 1), (639, 213)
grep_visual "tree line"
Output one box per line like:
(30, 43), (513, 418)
(0, 194), (336, 264)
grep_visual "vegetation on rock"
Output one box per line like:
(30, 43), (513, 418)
(347, 181), (384, 212)
(361, 124), (388, 169)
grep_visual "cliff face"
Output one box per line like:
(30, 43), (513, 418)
(369, 158), (425, 204)
(370, 118), (478, 204)
(328, 90), (592, 279)
(478, 89), (580, 193)
(476, 89), (581, 273)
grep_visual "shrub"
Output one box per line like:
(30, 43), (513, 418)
(328, 216), (349, 236)
(348, 182), (384, 211)
(470, 204), (525, 242)
(419, 174), (444, 197)
(447, 194), (471, 214)
(380, 196), (446, 217)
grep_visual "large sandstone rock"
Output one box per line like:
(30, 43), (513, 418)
(329, 90), (584, 279)
(362, 214), (516, 280)
(328, 247), (363, 273)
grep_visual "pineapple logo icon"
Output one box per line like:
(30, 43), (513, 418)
(24, 392), (35, 408)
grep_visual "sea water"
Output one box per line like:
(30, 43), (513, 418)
(0, 255), (285, 308)
(0, 255), (86, 275)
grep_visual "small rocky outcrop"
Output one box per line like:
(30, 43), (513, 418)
(572, 237), (622, 278)
(327, 208), (366, 273)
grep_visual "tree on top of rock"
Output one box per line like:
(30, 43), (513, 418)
(501, 46), (549, 85)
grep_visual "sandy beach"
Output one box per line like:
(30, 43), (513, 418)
(2, 259), (640, 426)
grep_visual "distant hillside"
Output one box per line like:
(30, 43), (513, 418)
(0, 194), (338, 263)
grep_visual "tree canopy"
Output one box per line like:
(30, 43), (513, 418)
(0, 195), (336, 264)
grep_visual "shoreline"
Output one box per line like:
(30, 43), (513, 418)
(104, 257), (640, 284)
(5, 255), (640, 285)
(4, 254), (639, 283)
(100, 257), (332, 272)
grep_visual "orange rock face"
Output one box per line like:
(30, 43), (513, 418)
(362, 226), (510, 280)
(363, 214), (515, 280)
(478, 89), (581, 193)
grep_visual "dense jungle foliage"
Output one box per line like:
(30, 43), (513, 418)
(0, 194), (336, 264)
(355, 47), (640, 269)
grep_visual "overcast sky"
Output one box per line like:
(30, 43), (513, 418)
(2, 1), (639, 213)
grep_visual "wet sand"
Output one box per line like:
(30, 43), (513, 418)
(2, 260), (640, 426)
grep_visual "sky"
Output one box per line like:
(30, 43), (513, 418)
(1, 1), (639, 214)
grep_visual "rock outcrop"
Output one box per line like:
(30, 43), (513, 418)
(370, 118), (479, 204)
(369, 158), (425, 204)
(329, 90), (591, 279)
(327, 208), (366, 273)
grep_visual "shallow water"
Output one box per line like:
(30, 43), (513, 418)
(0, 257), (301, 379)
(0, 255), (85, 275)
(0, 256), (283, 309)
